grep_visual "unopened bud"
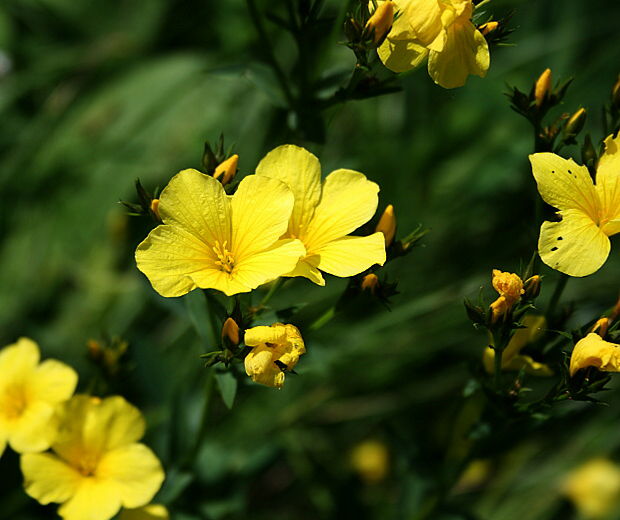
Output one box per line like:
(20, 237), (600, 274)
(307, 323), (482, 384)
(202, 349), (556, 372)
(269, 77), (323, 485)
(222, 317), (240, 347)
(591, 317), (611, 338)
(565, 108), (587, 137)
(478, 21), (498, 36)
(213, 154), (238, 185)
(582, 134), (597, 166)
(87, 339), (103, 361)
(523, 275), (541, 300)
(534, 68), (552, 107)
(150, 198), (161, 221)
(375, 204), (396, 247)
(365, 1), (395, 44)
(361, 273), (380, 294)
(612, 76), (620, 109)
(344, 17), (363, 42)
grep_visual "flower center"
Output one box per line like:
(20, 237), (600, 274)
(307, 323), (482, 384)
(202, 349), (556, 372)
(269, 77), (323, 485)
(212, 241), (235, 274)
(76, 451), (100, 477)
(1, 382), (28, 420)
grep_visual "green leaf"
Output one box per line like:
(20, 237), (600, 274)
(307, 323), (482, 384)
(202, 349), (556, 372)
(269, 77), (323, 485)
(215, 371), (238, 409)
(184, 291), (212, 344)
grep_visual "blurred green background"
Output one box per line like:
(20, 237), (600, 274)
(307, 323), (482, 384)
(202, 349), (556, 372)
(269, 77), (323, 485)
(1, 0), (620, 519)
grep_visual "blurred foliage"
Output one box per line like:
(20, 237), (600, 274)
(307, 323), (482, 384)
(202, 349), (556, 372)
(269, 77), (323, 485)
(1, 0), (620, 519)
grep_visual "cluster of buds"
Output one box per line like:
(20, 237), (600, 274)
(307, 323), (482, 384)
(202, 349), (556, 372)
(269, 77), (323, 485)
(202, 135), (238, 187)
(344, 1), (396, 66)
(87, 337), (129, 379)
(476, 12), (515, 47)
(121, 179), (162, 222)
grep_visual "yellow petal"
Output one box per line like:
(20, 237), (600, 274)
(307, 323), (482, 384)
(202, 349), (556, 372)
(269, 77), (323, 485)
(570, 333), (620, 377)
(503, 315), (546, 361)
(157, 169), (231, 245)
(30, 359), (78, 404)
(562, 458), (620, 518)
(97, 444), (165, 509)
(529, 153), (600, 218)
(596, 133), (620, 233)
(538, 209), (610, 277)
(0, 337), (40, 380)
(313, 233), (386, 277)
(255, 145), (322, 237)
(389, 0), (443, 45)
(9, 401), (57, 453)
(244, 324), (289, 346)
(503, 354), (554, 376)
(427, 21), (489, 89)
(377, 38), (428, 73)
(244, 345), (285, 388)
(135, 225), (221, 297)
(120, 504), (169, 520)
(233, 238), (306, 292)
(285, 255), (326, 286)
(59, 477), (122, 520)
(21, 452), (82, 505)
(231, 175), (295, 259)
(304, 169), (380, 251)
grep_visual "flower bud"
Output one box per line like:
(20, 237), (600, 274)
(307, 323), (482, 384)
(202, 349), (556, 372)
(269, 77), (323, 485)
(534, 68), (552, 107)
(490, 296), (510, 324)
(87, 339), (104, 362)
(361, 273), (380, 294)
(565, 107), (587, 137)
(375, 204), (396, 247)
(221, 317), (240, 347)
(581, 134), (597, 166)
(591, 317), (611, 338)
(213, 154), (238, 185)
(612, 76), (620, 109)
(523, 275), (541, 300)
(478, 21), (498, 36)
(150, 198), (161, 221)
(365, 1), (395, 44)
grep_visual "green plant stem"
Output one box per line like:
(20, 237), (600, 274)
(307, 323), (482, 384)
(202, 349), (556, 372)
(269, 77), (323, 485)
(246, 0), (295, 106)
(546, 273), (569, 318)
(310, 306), (335, 330)
(183, 369), (215, 468)
(260, 277), (283, 307)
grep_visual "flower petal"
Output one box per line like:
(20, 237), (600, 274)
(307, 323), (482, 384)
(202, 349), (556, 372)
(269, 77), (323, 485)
(244, 345), (285, 388)
(9, 401), (57, 453)
(58, 477), (122, 520)
(538, 209), (610, 277)
(285, 255), (325, 286)
(244, 324), (288, 347)
(596, 133), (620, 232)
(157, 169), (231, 245)
(377, 38), (428, 73)
(304, 170), (380, 251)
(0, 337), (40, 381)
(570, 333), (620, 376)
(427, 21), (489, 89)
(388, 0), (443, 44)
(120, 504), (169, 520)
(255, 145), (322, 238)
(21, 452), (82, 504)
(30, 359), (78, 404)
(231, 175), (295, 259)
(135, 225), (220, 297)
(233, 238), (306, 292)
(314, 233), (386, 277)
(96, 444), (164, 509)
(529, 153), (600, 217)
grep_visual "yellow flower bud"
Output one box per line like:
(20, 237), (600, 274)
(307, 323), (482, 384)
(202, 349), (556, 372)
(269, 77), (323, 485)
(489, 296), (509, 323)
(375, 204), (396, 247)
(365, 1), (395, 44)
(221, 317), (240, 346)
(361, 273), (380, 294)
(213, 154), (238, 185)
(478, 21), (498, 36)
(534, 68), (552, 107)
(150, 198), (161, 220)
(350, 440), (389, 484)
(591, 317), (611, 338)
(565, 107), (587, 136)
(523, 275), (541, 300)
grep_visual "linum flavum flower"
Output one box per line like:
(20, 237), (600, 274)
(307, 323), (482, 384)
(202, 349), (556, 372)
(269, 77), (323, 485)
(489, 269), (524, 323)
(135, 169), (305, 297)
(375, 0), (490, 88)
(244, 323), (305, 388)
(0, 338), (77, 458)
(530, 133), (620, 277)
(562, 458), (620, 519)
(483, 315), (552, 375)
(569, 333), (620, 377)
(256, 145), (386, 286)
(21, 395), (164, 520)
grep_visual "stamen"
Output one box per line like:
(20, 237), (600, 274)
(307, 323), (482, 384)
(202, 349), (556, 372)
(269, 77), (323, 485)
(212, 241), (235, 274)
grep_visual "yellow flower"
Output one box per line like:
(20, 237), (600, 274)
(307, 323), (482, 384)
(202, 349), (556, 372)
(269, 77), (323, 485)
(244, 323), (305, 388)
(376, 0), (490, 88)
(569, 333), (620, 377)
(136, 169), (306, 297)
(255, 145), (386, 286)
(562, 458), (620, 519)
(0, 338), (77, 458)
(483, 315), (553, 375)
(350, 440), (390, 484)
(21, 395), (165, 520)
(530, 133), (620, 277)
(120, 504), (169, 520)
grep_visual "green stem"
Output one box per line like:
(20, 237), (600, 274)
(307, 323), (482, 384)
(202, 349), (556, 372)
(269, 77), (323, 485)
(183, 369), (215, 468)
(309, 306), (335, 330)
(546, 273), (569, 318)
(260, 277), (283, 307)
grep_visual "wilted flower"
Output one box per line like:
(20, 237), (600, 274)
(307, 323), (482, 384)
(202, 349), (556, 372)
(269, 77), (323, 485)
(376, 0), (490, 88)
(489, 269), (523, 322)
(562, 458), (620, 519)
(0, 338), (77, 458)
(256, 145), (386, 286)
(21, 395), (165, 520)
(569, 333), (620, 377)
(530, 133), (620, 277)
(136, 169), (305, 296)
(244, 323), (305, 388)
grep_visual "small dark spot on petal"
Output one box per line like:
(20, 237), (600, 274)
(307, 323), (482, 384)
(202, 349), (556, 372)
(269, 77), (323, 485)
(551, 246), (558, 251)
(557, 236), (563, 240)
